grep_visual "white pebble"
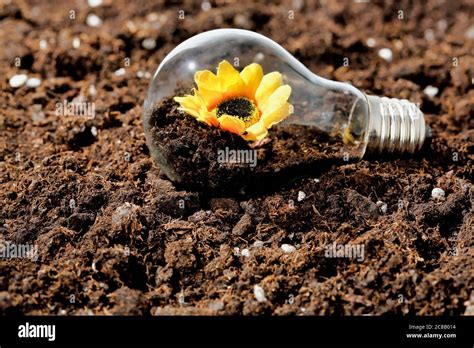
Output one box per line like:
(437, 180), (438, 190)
(142, 38), (156, 50)
(292, 0), (304, 11)
(112, 202), (139, 225)
(114, 68), (126, 76)
(69, 198), (76, 209)
(9, 74), (27, 88)
(366, 38), (376, 47)
(72, 37), (81, 49)
(233, 247), (240, 256)
(88, 0), (103, 7)
(241, 248), (250, 258)
(465, 26), (474, 40)
(26, 77), (41, 88)
(437, 19), (448, 32)
(253, 240), (264, 248)
(378, 48), (393, 62)
(376, 200), (388, 214)
(424, 29), (435, 41)
(91, 126), (98, 137)
(253, 285), (267, 302)
(88, 84), (97, 97)
(423, 85), (439, 98)
(39, 39), (48, 50)
(137, 70), (151, 79)
(297, 191), (306, 202)
(254, 52), (265, 62)
(86, 13), (102, 27)
(147, 12), (159, 22)
(281, 244), (296, 253)
(314, 178), (320, 183)
(201, 1), (211, 11)
(431, 187), (445, 200)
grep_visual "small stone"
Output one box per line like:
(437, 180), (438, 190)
(112, 202), (139, 225)
(31, 104), (45, 122)
(88, 0), (103, 7)
(437, 19), (448, 31)
(234, 14), (250, 27)
(208, 300), (224, 311)
(297, 191), (306, 202)
(254, 52), (265, 62)
(253, 285), (267, 302)
(188, 210), (209, 223)
(26, 77), (41, 88)
(366, 38), (376, 47)
(91, 126), (98, 137)
(424, 29), (435, 41)
(72, 37), (81, 49)
(431, 187), (445, 200)
(201, 1), (211, 11)
(394, 40), (403, 50)
(114, 68), (126, 76)
(378, 48), (393, 62)
(465, 26), (474, 40)
(142, 38), (156, 50)
(88, 84), (97, 97)
(241, 248), (250, 258)
(86, 14), (102, 27)
(39, 39), (48, 50)
(147, 12), (159, 22)
(69, 198), (76, 209)
(292, 0), (304, 10)
(9, 74), (27, 88)
(253, 240), (264, 248)
(281, 244), (296, 253)
(376, 200), (388, 214)
(314, 178), (320, 183)
(423, 85), (438, 98)
(233, 247), (240, 256)
(137, 70), (151, 79)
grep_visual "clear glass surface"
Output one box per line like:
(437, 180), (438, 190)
(144, 29), (371, 159)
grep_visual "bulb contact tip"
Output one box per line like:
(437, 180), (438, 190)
(365, 95), (429, 155)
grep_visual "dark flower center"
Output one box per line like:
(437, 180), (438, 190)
(216, 97), (255, 120)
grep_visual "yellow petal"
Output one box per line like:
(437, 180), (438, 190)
(217, 60), (247, 96)
(177, 107), (201, 119)
(243, 125), (268, 141)
(260, 102), (293, 127)
(217, 115), (246, 135)
(260, 85), (292, 116)
(174, 95), (201, 114)
(198, 108), (219, 127)
(195, 70), (220, 90)
(240, 63), (263, 97)
(194, 70), (222, 108)
(244, 102), (293, 141)
(255, 72), (283, 110)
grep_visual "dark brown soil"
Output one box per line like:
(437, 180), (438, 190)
(146, 97), (347, 194)
(0, 0), (473, 316)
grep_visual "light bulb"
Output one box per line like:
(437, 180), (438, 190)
(143, 29), (430, 186)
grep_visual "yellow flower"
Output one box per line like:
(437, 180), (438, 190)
(174, 60), (293, 141)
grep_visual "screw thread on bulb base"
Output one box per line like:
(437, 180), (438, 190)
(365, 95), (429, 155)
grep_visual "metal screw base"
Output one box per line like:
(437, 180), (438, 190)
(365, 95), (429, 154)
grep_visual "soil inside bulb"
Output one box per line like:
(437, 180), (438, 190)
(145, 95), (356, 194)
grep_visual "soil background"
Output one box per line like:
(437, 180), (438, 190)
(0, 0), (473, 315)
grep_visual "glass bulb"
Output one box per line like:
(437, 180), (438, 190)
(143, 29), (430, 185)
